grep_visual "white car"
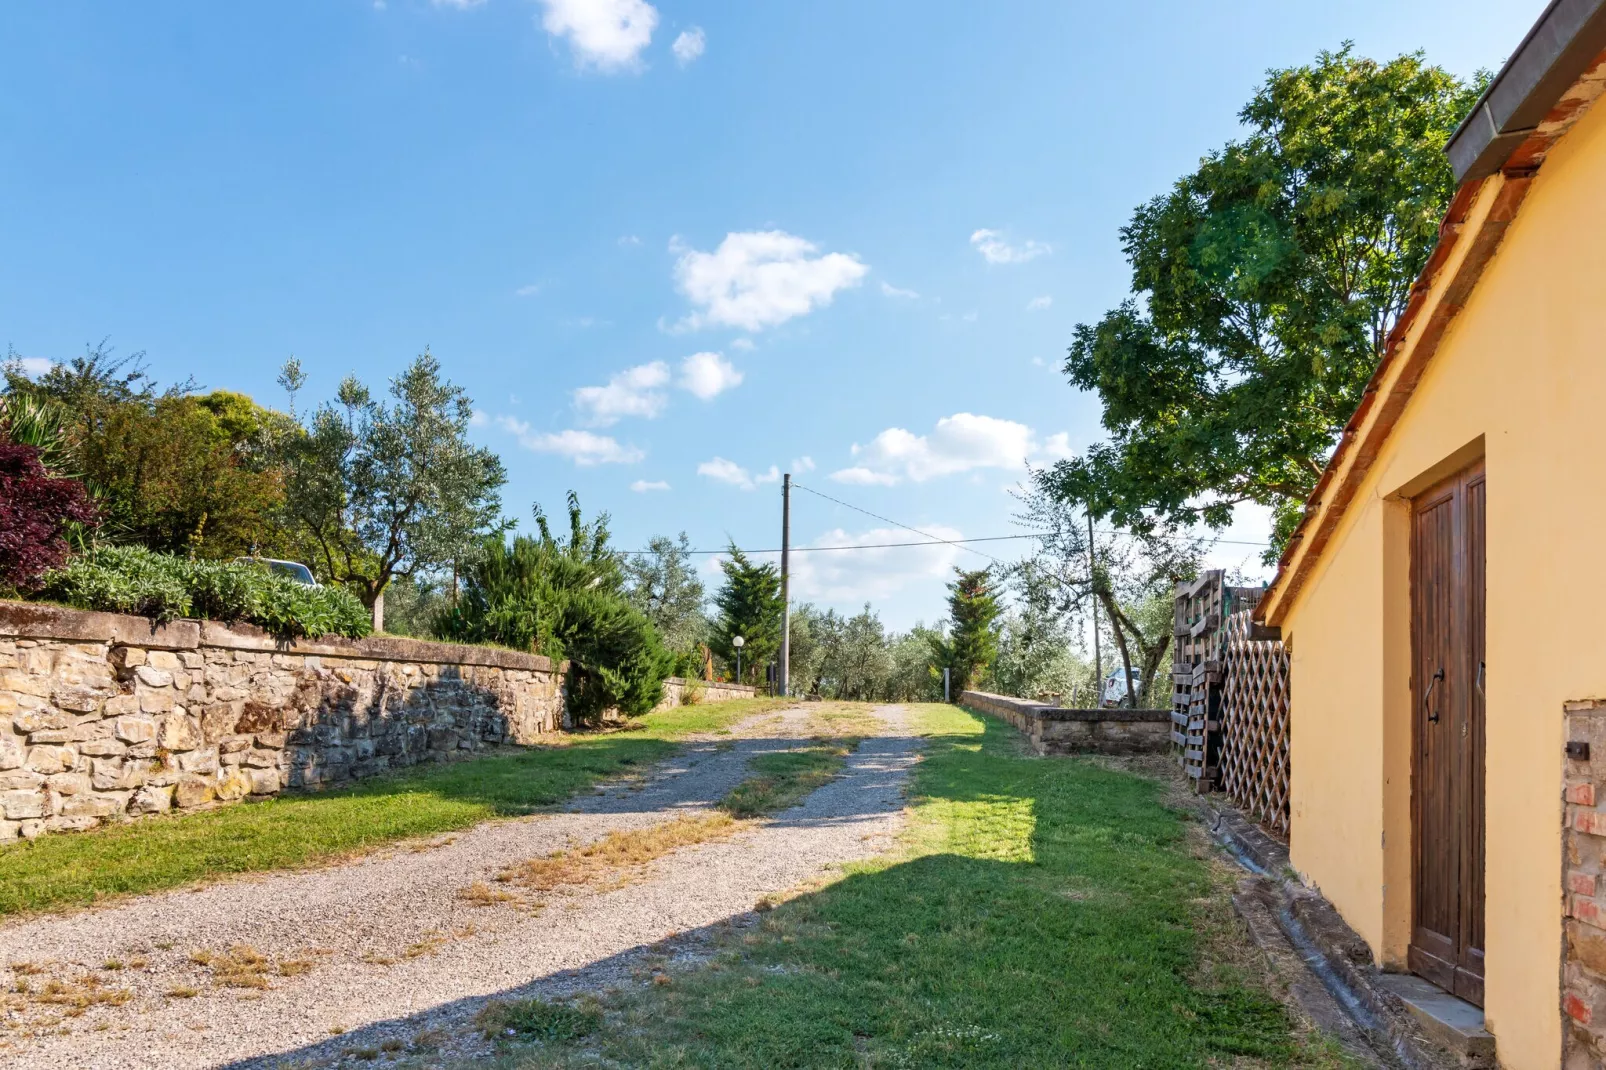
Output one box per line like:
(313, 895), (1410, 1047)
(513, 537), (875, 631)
(1100, 666), (1144, 708)
(234, 558), (319, 587)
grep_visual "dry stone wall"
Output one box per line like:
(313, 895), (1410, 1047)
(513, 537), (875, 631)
(960, 690), (1171, 756)
(0, 603), (563, 842)
(652, 676), (757, 711)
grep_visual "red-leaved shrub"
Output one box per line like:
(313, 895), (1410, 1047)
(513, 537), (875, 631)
(0, 439), (98, 590)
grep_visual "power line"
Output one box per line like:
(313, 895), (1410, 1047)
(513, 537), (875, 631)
(622, 533), (1046, 556)
(789, 481), (1006, 564)
(616, 483), (1273, 558)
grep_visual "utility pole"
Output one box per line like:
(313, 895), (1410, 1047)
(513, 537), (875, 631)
(1087, 509), (1101, 705)
(779, 473), (791, 697)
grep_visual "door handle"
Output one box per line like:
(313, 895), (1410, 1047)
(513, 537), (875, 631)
(1476, 660), (1484, 698)
(1424, 668), (1445, 724)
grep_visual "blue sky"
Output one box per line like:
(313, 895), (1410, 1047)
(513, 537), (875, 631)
(0, 0), (1545, 628)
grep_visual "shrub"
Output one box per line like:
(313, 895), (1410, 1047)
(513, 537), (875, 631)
(36, 545), (371, 639)
(436, 497), (674, 724)
(0, 439), (98, 592)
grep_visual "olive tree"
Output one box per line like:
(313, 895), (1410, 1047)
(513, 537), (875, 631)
(280, 352), (505, 629)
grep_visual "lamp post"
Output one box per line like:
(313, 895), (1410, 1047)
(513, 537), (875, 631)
(733, 635), (745, 685)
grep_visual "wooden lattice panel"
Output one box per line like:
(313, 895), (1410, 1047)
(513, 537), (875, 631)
(1219, 608), (1291, 838)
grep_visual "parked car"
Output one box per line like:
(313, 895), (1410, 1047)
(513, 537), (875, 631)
(1100, 666), (1144, 708)
(234, 557), (319, 587)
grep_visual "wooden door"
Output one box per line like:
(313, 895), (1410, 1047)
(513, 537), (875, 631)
(1409, 461), (1486, 1006)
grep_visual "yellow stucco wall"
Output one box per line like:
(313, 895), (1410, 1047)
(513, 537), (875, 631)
(1280, 95), (1606, 1069)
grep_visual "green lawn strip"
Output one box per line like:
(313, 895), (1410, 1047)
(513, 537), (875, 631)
(0, 697), (792, 917)
(718, 739), (858, 818)
(481, 704), (1346, 1069)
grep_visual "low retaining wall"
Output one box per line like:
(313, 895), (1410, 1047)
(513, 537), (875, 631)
(0, 602), (564, 842)
(653, 677), (756, 711)
(960, 690), (1170, 756)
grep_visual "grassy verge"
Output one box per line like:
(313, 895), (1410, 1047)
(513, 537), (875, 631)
(0, 697), (794, 918)
(475, 704), (1347, 1069)
(718, 739), (857, 818)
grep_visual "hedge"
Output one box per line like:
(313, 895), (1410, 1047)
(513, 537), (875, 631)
(36, 545), (371, 639)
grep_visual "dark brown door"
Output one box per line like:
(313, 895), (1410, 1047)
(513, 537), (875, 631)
(1409, 461), (1486, 1006)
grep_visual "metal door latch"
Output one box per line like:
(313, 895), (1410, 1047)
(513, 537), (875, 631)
(1424, 668), (1445, 723)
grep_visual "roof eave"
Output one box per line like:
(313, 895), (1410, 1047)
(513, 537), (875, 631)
(1448, 0), (1606, 182)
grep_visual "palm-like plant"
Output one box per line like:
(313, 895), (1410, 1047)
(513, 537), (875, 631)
(0, 391), (75, 475)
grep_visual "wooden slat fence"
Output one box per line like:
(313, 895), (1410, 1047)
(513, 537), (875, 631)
(1218, 607), (1291, 838)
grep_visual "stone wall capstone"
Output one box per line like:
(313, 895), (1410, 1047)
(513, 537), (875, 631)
(0, 602), (564, 842)
(959, 690), (1171, 756)
(651, 676), (757, 712)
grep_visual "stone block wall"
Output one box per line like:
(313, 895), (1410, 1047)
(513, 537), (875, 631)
(0, 602), (563, 842)
(1564, 699), (1606, 1065)
(960, 690), (1171, 756)
(653, 677), (757, 711)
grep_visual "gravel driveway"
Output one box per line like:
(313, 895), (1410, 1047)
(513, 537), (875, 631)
(0, 704), (921, 1070)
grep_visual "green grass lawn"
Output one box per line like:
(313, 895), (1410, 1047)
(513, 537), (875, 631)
(718, 739), (857, 818)
(477, 704), (1346, 1069)
(0, 696), (791, 917)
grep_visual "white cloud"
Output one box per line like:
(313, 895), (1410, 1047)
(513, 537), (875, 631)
(678, 352), (742, 400)
(828, 466), (898, 486)
(497, 417), (643, 465)
(469, 409), (489, 428)
(970, 228), (1051, 265)
(830, 412), (1068, 485)
(538, 0), (658, 72)
(787, 525), (967, 606)
(880, 281), (919, 299)
(697, 457), (778, 491)
(672, 230), (868, 332)
(618, 234), (642, 246)
(515, 282), (542, 297)
(671, 27), (705, 66)
(432, 0), (484, 8)
(1038, 431), (1072, 460)
(791, 456), (815, 474)
(631, 479), (670, 492)
(572, 361), (670, 426)
(729, 336), (755, 351)
(1026, 295), (1053, 311)
(5, 356), (52, 378)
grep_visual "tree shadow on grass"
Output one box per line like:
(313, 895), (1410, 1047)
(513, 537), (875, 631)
(227, 721), (1301, 1070)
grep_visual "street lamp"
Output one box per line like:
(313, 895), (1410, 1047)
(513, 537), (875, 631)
(732, 635), (745, 684)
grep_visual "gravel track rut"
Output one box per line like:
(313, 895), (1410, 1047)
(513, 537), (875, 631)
(0, 704), (921, 1070)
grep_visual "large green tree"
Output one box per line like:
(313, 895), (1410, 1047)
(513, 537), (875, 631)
(1042, 48), (1483, 550)
(280, 352), (505, 627)
(710, 545), (783, 686)
(1017, 482), (1202, 709)
(929, 567), (1002, 697)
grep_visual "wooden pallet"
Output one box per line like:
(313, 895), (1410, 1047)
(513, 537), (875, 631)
(1219, 607), (1291, 838)
(1173, 574), (1264, 793)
